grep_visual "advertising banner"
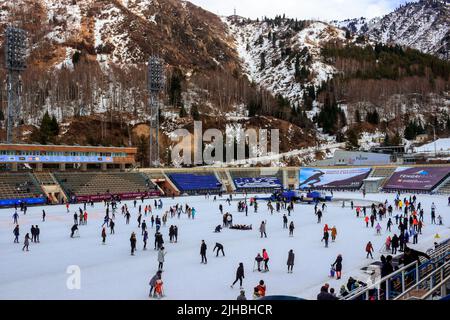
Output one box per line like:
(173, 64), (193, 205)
(0, 197), (47, 207)
(234, 177), (282, 189)
(383, 167), (450, 191)
(0, 155), (114, 163)
(299, 167), (371, 189)
(75, 191), (161, 203)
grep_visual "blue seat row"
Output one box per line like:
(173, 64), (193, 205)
(168, 173), (222, 192)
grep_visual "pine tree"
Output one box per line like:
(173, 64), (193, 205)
(179, 104), (187, 118)
(38, 111), (53, 144)
(354, 109), (361, 123)
(190, 104), (200, 121)
(346, 128), (360, 150)
(260, 52), (266, 71)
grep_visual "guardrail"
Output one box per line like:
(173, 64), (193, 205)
(343, 241), (450, 300)
(394, 259), (450, 300)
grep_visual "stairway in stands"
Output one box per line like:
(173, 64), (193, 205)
(434, 175), (450, 194)
(368, 167), (396, 186)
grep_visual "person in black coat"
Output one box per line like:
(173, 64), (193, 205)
(200, 240), (207, 264)
(332, 254), (343, 279)
(231, 263), (245, 288)
(70, 224), (78, 238)
(213, 242), (225, 257)
(391, 234), (399, 254)
(381, 255), (394, 278)
(401, 246), (430, 266)
(287, 250), (295, 273)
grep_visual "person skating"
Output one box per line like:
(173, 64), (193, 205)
(283, 214), (288, 229)
(262, 249), (269, 272)
(101, 227), (107, 244)
(316, 210), (322, 223)
(109, 219), (115, 234)
(34, 225), (40, 243)
(213, 242), (225, 257)
(130, 232), (137, 255)
(200, 240), (207, 264)
(391, 234), (399, 254)
(154, 279), (164, 299)
(332, 254), (343, 279)
(42, 210), (46, 222)
(22, 233), (30, 251)
(157, 247), (166, 270)
(287, 249), (295, 273)
(141, 220), (147, 236)
(289, 221), (294, 237)
(154, 231), (164, 250)
(322, 230), (329, 248)
(173, 226), (178, 243)
(259, 221), (267, 238)
(366, 241), (374, 259)
(137, 213), (142, 228)
(331, 226), (337, 242)
(73, 212), (78, 225)
(30, 225), (36, 243)
(231, 263), (245, 289)
(12, 211), (19, 224)
(254, 253), (263, 272)
(149, 270), (162, 298)
(143, 230), (148, 250)
(376, 223), (382, 235)
(13, 225), (20, 243)
(70, 224), (78, 238)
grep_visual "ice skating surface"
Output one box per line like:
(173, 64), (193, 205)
(0, 192), (449, 300)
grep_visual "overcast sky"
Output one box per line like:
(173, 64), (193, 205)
(189, 0), (414, 21)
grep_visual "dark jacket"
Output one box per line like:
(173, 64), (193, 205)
(401, 248), (431, 266)
(200, 243), (207, 254)
(236, 264), (244, 278)
(287, 251), (295, 266)
(317, 288), (338, 301)
(332, 256), (343, 272)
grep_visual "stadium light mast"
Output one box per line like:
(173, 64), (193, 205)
(147, 55), (165, 167)
(4, 26), (27, 144)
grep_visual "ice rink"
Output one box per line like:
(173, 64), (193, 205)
(1, 192), (449, 300)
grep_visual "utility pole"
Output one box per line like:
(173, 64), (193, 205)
(4, 26), (27, 143)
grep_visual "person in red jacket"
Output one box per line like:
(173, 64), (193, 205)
(254, 280), (266, 298)
(262, 249), (269, 272)
(366, 241), (374, 259)
(364, 216), (369, 228)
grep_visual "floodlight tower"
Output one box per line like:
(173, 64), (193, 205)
(4, 26), (27, 143)
(147, 56), (165, 167)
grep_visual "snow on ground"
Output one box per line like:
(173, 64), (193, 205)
(415, 138), (450, 154)
(0, 192), (449, 300)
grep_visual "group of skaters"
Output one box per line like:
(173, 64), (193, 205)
(12, 211), (41, 251)
(318, 191), (444, 300)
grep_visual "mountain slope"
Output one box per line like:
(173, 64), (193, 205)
(333, 0), (449, 60)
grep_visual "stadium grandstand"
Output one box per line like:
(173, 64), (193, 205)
(0, 142), (450, 207)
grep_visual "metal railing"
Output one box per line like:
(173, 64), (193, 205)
(394, 259), (450, 300)
(343, 241), (450, 300)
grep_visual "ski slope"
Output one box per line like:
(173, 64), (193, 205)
(0, 192), (449, 300)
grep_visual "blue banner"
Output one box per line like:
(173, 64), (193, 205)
(0, 197), (47, 207)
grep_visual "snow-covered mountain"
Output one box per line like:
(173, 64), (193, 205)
(224, 17), (346, 105)
(332, 0), (449, 60)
